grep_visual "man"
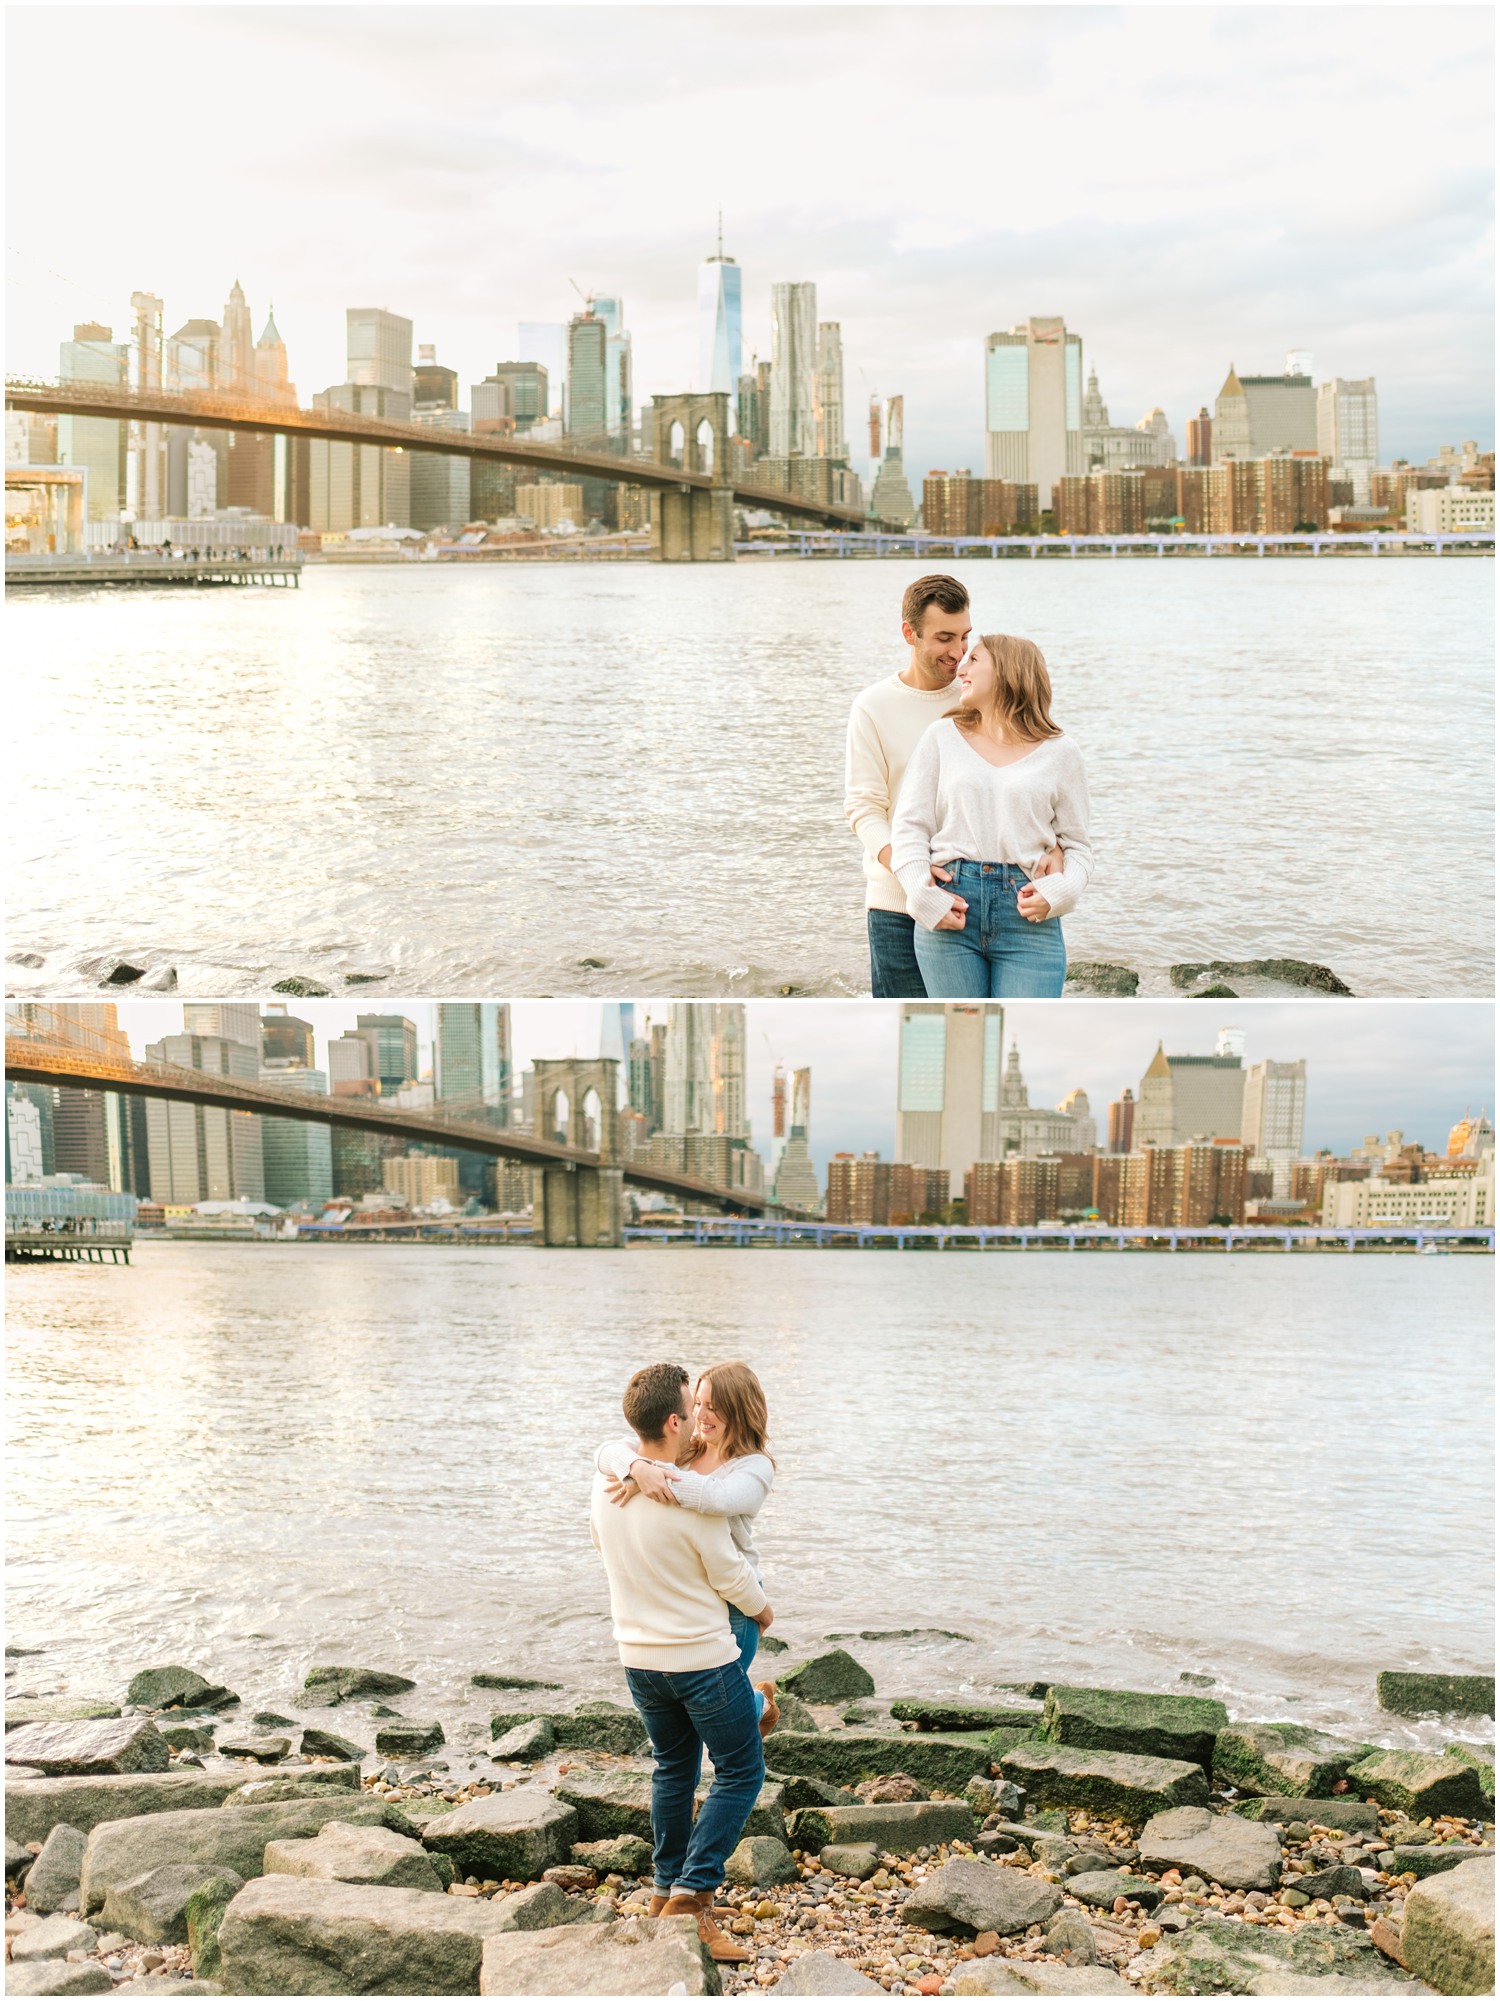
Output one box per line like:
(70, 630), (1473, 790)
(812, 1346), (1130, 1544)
(590, 1362), (772, 1966)
(844, 574), (1062, 996)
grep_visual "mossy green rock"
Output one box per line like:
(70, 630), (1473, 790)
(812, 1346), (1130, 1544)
(890, 1700), (1044, 1734)
(571, 1834), (654, 1875)
(1231, 1795), (1380, 1834)
(184, 1868), (243, 1979)
(1445, 1743), (1495, 1803)
(5, 1699), (122, 1729)
(786, 1800), (976, 1854)
(1400, 1854), (1495, 1997)
(302, 1665), (416, 1703)
(1214, 1722), (1371, 1797)
(1393, 1843), (1496, 1879)
(697, 1779), (787, 1842)
(999, 1742), (1209, 1827)
(763, 1729), (995, 1794)
(1042, 1685), (1227, 1772)
(782, 1650), (875, 1704)
(489, 1706), (647, 1755)
(125, 1668), (237, 1713)
(1133, 1908), (1380, 1993)
(1377, 1672), (1494, 1719)
(552, 1770), (655, 1841)
(1346, 1748), (1489, 1819)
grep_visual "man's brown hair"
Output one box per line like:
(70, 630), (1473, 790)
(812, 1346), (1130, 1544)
(901, 573), (969, 632)
(623, 1362), (690, 1441)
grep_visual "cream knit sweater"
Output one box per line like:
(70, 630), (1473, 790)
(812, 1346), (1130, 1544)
(844, 671), (966, 913)
(590, 1469), (767, 1672)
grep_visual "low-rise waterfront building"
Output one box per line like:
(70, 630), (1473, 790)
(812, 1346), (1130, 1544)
(1405, 486), (1495, 534)
(1322, 1155), (1493, 1230)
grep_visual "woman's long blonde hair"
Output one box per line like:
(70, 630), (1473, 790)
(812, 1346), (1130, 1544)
(949, 633), (1060, 743)
(688, 1360), (775, 1467)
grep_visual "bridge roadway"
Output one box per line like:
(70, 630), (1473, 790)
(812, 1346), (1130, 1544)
(4, 378), (876, 533)
(4, 1039), (769, 1217)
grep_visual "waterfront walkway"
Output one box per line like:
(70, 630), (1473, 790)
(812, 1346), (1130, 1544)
(6, 1225), (132, 1264)
(738, 528), (1495, 560)
(623, 1219), (1494, 1252)
(6, 552), (301, 587)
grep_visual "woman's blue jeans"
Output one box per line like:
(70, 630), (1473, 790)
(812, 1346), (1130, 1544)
(624, 1658), (765, 1894)
(729, 1607), (766, 1721)
(913, 860), (1067, 998)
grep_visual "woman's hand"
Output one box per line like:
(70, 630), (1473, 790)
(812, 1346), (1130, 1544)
(933, 893), (968, 932)
(1016, 884), (1053, 924)
(630, 1459), (683, 1506)
(605, 1474), (639, 1507)
(1033, 844), (1065, 876)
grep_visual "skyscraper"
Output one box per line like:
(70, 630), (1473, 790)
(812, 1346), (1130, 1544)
(1186, 408), (1213, 467)
(1316, 378), (1379, 500)
(566, 311), (608, 437)
(895, 1003), (1005, 1196)
(711, 1005), (747, 1139)
(771, 1067), (820, 1213)
(435, 1004), (512, 1114)
(1241, 1059), (1307, 1162)
(1108, 1088), (1136, 1154)
(58, 324), (129, 521)
(518, 324), (566, 420)
(1133, 1037), (1246, 1150)
(591, 298), (633, 437)
(599, 1003), (634, 1109)
(355, 1015), (419, 1098)
(414, 345), (458, 410)
(664, 1003), (715, 1135)
(870, 394), (917, 527)
(698, 226), (742, 397)
(984, 318), (1084, 508)
(347, 308), (413, 396)
(261, 1008), (315, 1068)
(813, 323), (846, 458)
(1212, 364), (1317, 460)
(258, 1062), (333, 1208)
(222, 280), (255, 393)
(144, 1033), (265, 1203)
(769, 283), (817, 457)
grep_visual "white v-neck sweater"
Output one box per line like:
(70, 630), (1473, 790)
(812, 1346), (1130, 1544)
(890, 720), (1093, 931)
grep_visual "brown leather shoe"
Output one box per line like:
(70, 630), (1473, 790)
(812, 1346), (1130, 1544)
(647, 1892), (670, 1917)
(660, 1890), (755, 1964)
(757, 1680), (780, 1738)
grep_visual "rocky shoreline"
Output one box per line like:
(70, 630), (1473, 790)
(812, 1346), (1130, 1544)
(4, 1650), (1493, 1997)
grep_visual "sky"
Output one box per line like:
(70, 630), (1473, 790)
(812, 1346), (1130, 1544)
(7, 5), (1494, 472)
(109, 998), (1496, 1172)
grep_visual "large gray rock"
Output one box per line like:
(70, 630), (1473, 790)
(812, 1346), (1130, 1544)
(488, 1705), (647, 1756)
(1401, 1853), (1495, 1996)
(4, 1770), (247, 1845)
(99, 1860), (225, 1943)
(80, 1795), (405, 1911)
(6, 1717), (169, 1776)
(5, 1699), (121, 1729)
(374, 1718), (444, 1756)
(218, 1733), (291, 1762)
(725, 1835), (798, 1887)
(1393, 1842), (1495, 1880)
(771, 1949), (882, 1992)
(764, 1728), (994, 1795)
(1130, 1910), (1382, 1993)
(1043, 1686), (1227, 1772)
(1231, 1795), (1381, 1834)
(571, 1834), (654, 1876)
(217, 1873), (529, 1993)
(226, 1762), (361, 1804)
(2, 1965), (114, 1996)
(125, 1666), (235, 1711)
(782, 1650), (876, 1704)
(1214, 1722), (1369, 1797)
(301, 1664), (417, 1703)
(477, 1914), (721, 1994)
(184, 1868), (243, 1980)
(953, 1962), (1132, 1992)
(420, 1787), (578, 1882)
(786, 1800), (976, 1854)
(694, 1776), (786, 1842)
(1066, 1868), (1163, 1910)
(492, 1716), (555, 1760)
(487, 1881), (578, 1931)
(23, 1823), (88, 1914)
(266, 1817), (446, 1892)
(156, 1722), (215, 1754)
(553, 1770), (654, 1841)
(901, 1855), (1061, 1935)
(1137, 1804), (1283, 1889)
(999, 1742), (1209, 1826)
(891, 1699), (1044, 1734)
(298, 1724), (366, 1762)
(8, 1914), (98, 1960)
(1346, 1749), (1489, 1819)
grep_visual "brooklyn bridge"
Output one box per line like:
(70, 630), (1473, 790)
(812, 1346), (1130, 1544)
(6, 1015), (776, 1248)
(4, 375), (888, 549)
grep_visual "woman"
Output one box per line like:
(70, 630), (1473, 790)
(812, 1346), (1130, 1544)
(596, 1361), (780, 1736)
(889, 632), (1091, 998)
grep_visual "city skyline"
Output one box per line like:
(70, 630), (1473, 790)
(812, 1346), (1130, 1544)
(6, 9), (1492, 475)
(102, 999), (1495, 1177)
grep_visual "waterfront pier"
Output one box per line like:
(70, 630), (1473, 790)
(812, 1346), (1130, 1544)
(6, 551), (301, 588)
(6, 1222), (132, 1265)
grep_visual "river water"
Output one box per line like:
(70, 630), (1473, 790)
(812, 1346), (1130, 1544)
(8, 558), (1492, 999)
(7, 1244), (1492, 1753)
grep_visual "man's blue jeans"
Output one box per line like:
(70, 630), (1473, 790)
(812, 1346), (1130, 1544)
(867, 908), (928, 998)
(625, 1659), (765, 1894)
(912, 861), (1067, 997)
(728, 1606), (765, 1721)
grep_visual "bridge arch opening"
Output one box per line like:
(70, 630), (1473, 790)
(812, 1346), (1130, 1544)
(695, 419), (715, 477)
(549, 1089), (570, 1147)
(581, 1087), (602, 1154)
(667, 420), (685, 469)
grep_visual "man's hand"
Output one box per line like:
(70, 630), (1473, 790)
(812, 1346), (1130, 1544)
(933, 894), (968, 932)
(877, 844), (893, 869)
(1034, 844), (1065, 877)
(754, 1604), (775, 1633)
(605, 1474), (639, 1507)
(1016, 885), (1053, 924)
(630, 1459), (682, 1506)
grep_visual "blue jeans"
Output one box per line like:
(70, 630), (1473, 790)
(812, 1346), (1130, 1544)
(729, 1607), (765, 1721)
(625, 1659), (765, 1894)
(913, 861), (1067, 997)
(867, 908), (928, 998)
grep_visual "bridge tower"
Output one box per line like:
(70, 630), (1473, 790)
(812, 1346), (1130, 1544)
(529, 1057), (623, 1246)
(651, 392), (733, 562)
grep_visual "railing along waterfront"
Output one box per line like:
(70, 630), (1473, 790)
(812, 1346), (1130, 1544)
(738, 529), (1495, 560)
(6, 1219), (133, 1265)
(6, 551), (301, 587)
(623, 1219), (1494, 1252)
